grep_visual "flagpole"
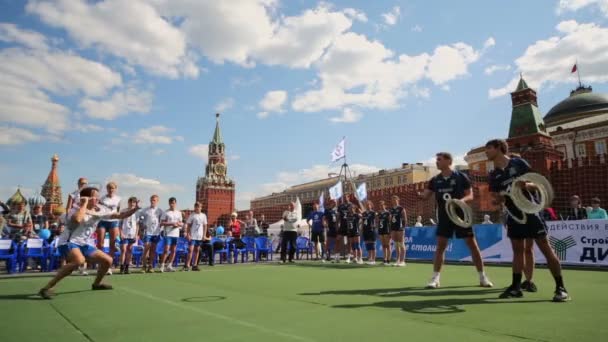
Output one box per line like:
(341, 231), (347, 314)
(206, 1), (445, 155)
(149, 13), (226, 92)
(575, 60), (582, 88)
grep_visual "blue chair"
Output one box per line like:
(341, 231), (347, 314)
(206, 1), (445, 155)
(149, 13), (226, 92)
(130, 240), (144, 267)
(0, 239), (18, 274)
(295, 236), (312, 260)
(173, 237), (189, 266)
(254, 237), (272, 262)
(48, 238), (63, 271)
(19, 238), (48, 272)
(212, 237), (230, 264)
(102, 238), (121, 266)
(233, 237), (255, 263)
(152, 239), (165, 267)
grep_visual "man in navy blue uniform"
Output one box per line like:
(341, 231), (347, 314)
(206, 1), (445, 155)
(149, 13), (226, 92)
(307, 202), (326, 261)
(389, 196), (407, 266)
(485, 139), (569, 302)
(323, 199), (339, 262)
(335, 196), (353, 263)
(419, 152), (493, 288)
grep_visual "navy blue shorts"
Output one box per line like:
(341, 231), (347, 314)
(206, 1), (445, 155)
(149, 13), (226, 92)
(365, 242), (376, 251)
(143, 235), (161, 244)
(165, 236), (179, 246)
(98, 220), (119, 230)
(121, 238), (136, 245)
(189, 240), (203, 247)
(59, 243), (97, 258)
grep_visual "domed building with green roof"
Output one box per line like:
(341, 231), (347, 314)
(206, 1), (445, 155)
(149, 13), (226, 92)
(544, 85), (608, 160)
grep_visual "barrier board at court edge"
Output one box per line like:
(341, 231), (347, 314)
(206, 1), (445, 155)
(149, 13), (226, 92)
(360, 220), (608, 267)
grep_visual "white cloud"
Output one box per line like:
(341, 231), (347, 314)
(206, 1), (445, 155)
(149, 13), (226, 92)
(152, 1), (355, 69)
(427, 43), (480, 85)
(411, 25), (423, 33)
(72, 123), (104, 133)
(382, 6), (401, 26)
(293, 33), (485, 112)
(484, 64), (512, 75)
(105, 173), (184, 206)
(132, 126), (182, 144)
(0, 45), (122, 133)
(188, 144), (209, 160)
(0, 23), (48, 50)
(27, 0), (199, 79)
(343, 8), (368, 22)
(214, 98), (235, 112)
(556, 0), (608, 16)
(489, 21), (608, 98)
(0, 126), (42, 145)
(329, 108), (362, 123)
(258, 90), (287, 118)
(79, 85), (153, 120)
(483, 37), (496, 50)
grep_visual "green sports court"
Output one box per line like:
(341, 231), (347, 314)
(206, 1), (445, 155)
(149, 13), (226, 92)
(1, 262), (606, 342)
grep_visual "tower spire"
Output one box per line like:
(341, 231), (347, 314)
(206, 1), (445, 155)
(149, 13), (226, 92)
(212, 113), (223, 145)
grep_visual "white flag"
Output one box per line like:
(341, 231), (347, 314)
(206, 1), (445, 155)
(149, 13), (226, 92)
(329, 181), (343, 200)
(295, 197), (302, 221)
(356, 182), (367, 202)
(331, 137), (346, 162)
(318, 192), (325, 213)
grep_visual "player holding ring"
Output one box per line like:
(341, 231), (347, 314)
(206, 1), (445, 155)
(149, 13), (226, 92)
(419, 152), (493, 289)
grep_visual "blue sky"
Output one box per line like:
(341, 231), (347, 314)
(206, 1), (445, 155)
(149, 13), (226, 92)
(1, 0), (608, 210)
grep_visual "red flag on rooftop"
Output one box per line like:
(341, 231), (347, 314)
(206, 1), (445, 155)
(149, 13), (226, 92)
(571, 64), (577, 73)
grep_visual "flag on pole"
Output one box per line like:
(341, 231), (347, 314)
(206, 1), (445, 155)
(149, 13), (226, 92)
(318, 192), (325, 213)
(571, 64), (577, 73)
(329, 181), (343, 200)
(331, 137), (346, 162)
(295, 197), (302, 221)
(356, 182), (367, 202)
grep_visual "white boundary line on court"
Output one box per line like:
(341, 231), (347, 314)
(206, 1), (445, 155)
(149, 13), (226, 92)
(120, 286), (315, 342)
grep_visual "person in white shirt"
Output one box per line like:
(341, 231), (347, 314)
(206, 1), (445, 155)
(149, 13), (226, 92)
(119, 197), (139, 274)
(281, 202), (299, 263)
(96, 182), (121, 274)
(160, 197), (183, 272)
(65, 177), (89, 276)
(141, 195), (164, 273)
(184, 202), (208, 271)
(38, 187), (140, 299)
(414, 216), (424, 227)
(66, 177), (88, 211)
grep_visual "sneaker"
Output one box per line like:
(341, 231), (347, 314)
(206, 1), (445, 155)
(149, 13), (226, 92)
(553, 287), (570, 302)
(79, 267), (89, 276)
(38, 288), (54, 300)
(480, 275), (494, 288)
(383, 261), (390, 266)
(498, 286), (523, 299)
(288, 260), (295, 263)
(345, 257), (351, 264)
(167, 265), (176, 272)
(521, 280), (538, 292)
(426, 277), (440, 289)
(367, 261), (376, 265)
(91, 283), (113, 291)
(119, 265), (125, 274)
(106, 269), (113, 276)
(396, 262), (406, 267)
(145, 265), (153, 273)
(159, 266), (165, 273)
(183, 266), (190, 272)
(192, 266), (201, 271)
(321, 259), (326, 263)
(124, 266), (131, 275)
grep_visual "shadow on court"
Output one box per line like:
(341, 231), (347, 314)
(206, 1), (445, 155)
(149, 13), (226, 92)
(0, 289), (90, 301)
(332, 297), (549, 315)
(182, 296), (227, 303)
(300, 286), (502, 298)
(290, 262), (371, 270)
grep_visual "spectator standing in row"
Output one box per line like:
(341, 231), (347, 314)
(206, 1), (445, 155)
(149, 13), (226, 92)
(281, 202), (298, 263)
